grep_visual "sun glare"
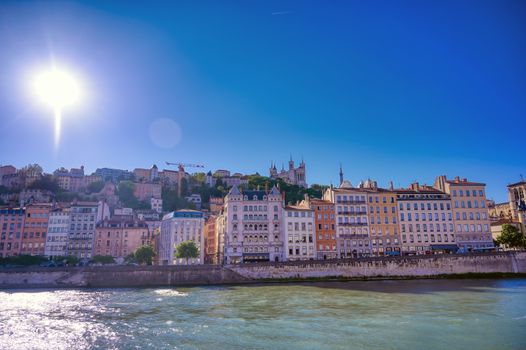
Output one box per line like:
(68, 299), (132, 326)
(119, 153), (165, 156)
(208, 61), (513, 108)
(33, 68), (81, 109)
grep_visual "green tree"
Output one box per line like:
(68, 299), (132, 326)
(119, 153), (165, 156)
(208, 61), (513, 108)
(191, 172), (206, 184)
(174, 241), (199, 264)
(87, 180), (105, 194)
(117, 181), (141, 208)
(92, 255), (116, 265)
(496, 224), (526, 249)
(134, 245), (155, 265)
(19, 164), (43, 178)
(52, 255), (79, 266)
(28, 175), (62, 193)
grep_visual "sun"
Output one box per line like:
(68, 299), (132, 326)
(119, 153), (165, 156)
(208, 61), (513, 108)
(32, 67), (83, 149)
(33, 68), (81, 109)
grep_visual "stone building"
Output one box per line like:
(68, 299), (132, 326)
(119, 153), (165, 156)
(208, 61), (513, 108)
(67, 201), (110, 259)
(158, 210), (205, 265)
(222, 185), (284, 264)
(269, 157), (307, 188)
(507, 180), (526, 230)
(396, 184), (455, 255)
(134, 182), (162, 202)
(434, 176), (493, 252)
(323, 182), (372, 258)
(284, 204), (315, 261)
(94, 218), (150, 260)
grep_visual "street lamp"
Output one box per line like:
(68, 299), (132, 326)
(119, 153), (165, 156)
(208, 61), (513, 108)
(33, 68), (82, 149)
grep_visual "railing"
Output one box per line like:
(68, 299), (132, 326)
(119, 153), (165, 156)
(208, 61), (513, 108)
(337, 211), (367, 215)
(336, 200), (366, 204)
(339, 222), (368, 227)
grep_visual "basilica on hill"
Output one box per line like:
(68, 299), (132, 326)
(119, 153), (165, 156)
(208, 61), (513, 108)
(269, 157), (307, 188)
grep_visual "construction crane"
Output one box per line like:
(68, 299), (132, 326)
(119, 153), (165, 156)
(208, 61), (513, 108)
(165, 162), (205, 197)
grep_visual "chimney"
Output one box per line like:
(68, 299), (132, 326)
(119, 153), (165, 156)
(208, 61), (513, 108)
(410, 182), (419, 191)
(454, 176), (460, 182)
(389, 181), (394, 190)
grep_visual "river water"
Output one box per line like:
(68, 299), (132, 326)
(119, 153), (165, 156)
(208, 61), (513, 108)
(1, 279), (525, 349)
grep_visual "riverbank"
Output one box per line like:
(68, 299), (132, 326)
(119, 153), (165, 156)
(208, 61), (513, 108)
(1, 251), (525, 289)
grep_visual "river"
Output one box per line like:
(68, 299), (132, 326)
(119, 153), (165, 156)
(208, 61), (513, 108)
(1, 279), (525, 349)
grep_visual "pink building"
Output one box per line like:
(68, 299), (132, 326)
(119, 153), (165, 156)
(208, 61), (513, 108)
(133, 183), (162, 201)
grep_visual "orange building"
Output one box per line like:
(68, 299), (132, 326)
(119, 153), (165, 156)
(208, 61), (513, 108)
(20, 203), (52, 256)
(94, 218), (150, 259)
(204, 215), (218, 264)
(305, 198), (337, 259)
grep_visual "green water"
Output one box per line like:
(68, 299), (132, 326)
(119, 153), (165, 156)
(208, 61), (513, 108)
(1, 279), (525, 349)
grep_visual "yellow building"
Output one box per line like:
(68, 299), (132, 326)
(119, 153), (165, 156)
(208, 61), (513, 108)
(434, 176), (493, 252)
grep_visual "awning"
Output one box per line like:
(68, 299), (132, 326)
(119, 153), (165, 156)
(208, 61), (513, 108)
(431, 244), (459, 251)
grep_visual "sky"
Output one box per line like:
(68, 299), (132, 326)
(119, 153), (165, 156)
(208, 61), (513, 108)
(0, 0), (525, 202)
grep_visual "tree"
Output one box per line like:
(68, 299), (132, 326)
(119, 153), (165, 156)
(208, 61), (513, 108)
(496, 224), (526, 249)
(87, 180), (105, 194)
(28, 175), (61, 193)
(18, 164), (43, 178)
(117, 181), (140, 208)
(92, 255), (116, 265)
(134, 245), (155, 265)
(174, 241), (199, 264)
(52, 255), (79, 266)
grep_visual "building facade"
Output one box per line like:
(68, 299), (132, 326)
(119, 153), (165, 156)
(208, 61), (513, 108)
(0, 208), (24, 257)
(507, 180), (526, 231)
(20, 203), (52, 256)
(134, 183), (162, 202)
(222, 186), (284, 264)
(435, 176), (493, 252)
(67, 201), (110, 259)
(44, 208), (71, 258)
(95, 168), (132, 182)
(204, 215), (219, 264)
(324, 183), (372, 258)
(304, 198), (337, 259)
(284, 204), (315, 261)
(94, 218), (150, 260)
(158, 210), (205, 265)
(359, 181), (402, 256)
(396, 184), (455, 255)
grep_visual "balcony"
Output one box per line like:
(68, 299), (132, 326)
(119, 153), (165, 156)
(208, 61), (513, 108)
(336, 200), (366, 205)
(337, 211), (367, 216)
(339, 222), (368, 227)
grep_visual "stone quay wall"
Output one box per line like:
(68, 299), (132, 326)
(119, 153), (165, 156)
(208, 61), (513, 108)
(0, 251), (525, 289)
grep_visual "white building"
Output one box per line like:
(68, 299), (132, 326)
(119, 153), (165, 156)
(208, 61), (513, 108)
(44, 208), (71, 258)
(185, 194), (202, 210)
(150, 197), (163, 213)
(324, 182), (372, 258)
(158, 210), (205, 265)
(222, 185), (284, 264)
(396, 184), (456, 255)
(284, 204), (315, 260)
(67, 201), (110, 259)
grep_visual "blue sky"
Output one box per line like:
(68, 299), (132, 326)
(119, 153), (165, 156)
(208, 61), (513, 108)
(0, 0), (524, 202)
